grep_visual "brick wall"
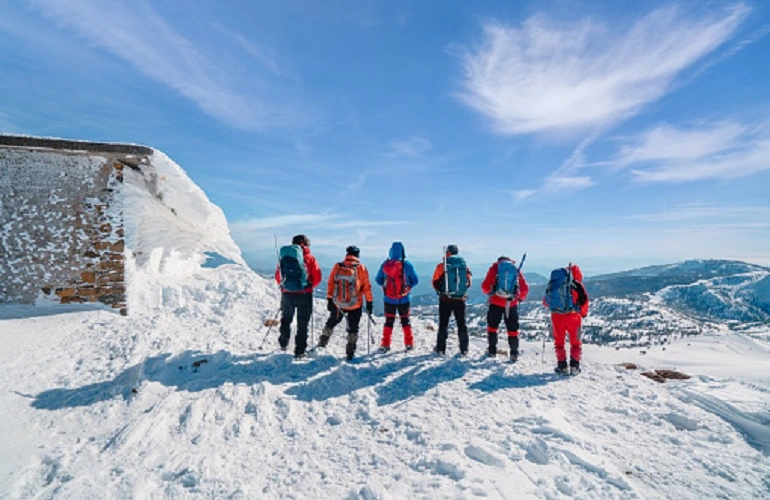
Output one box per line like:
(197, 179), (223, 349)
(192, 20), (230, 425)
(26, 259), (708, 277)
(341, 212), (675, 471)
(0, 136), (153, 315)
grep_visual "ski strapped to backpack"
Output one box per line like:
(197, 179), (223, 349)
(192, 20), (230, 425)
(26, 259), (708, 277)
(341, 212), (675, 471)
(545, 262), (581, 313)
(278, 244), (309, 292)
(332, 262), (360, 309)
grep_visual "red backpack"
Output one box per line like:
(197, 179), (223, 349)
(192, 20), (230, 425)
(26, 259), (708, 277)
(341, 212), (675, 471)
(382, 259), (406, 298)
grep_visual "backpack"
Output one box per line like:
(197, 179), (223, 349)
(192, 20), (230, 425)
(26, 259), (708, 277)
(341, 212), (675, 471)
(332, 262), (359, 309)
(545, 267), (579, 313)
(443, 255), (468, 298)
(493, 259), (519, 298)
(382, 259), (405, 298)
(279, 245), (308, 291)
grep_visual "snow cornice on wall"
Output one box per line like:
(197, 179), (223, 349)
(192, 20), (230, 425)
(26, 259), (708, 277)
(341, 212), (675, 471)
(0, 134), (153, 156)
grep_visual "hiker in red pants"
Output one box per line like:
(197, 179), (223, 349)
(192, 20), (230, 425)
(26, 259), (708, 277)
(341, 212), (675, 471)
(543, 264), (589, 375)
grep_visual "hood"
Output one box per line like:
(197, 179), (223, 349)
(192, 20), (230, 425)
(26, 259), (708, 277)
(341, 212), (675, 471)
(388, 242), (405, 260)
(571, 264), (583, 282)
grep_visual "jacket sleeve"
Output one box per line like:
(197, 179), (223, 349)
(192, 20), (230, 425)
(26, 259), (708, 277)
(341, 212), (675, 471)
(360, 265), (373, 302)
(305, 253), (322, 289)
(432, 263), (444, 292)
(375, 263), (385, 286)
(481, 263), (497, 295)
(405, 261), (419, 288)
(274, 264), (281, 287)
(467, 267), (472, 288)
(516, 273), (529, 302)
(326, 263), (339, 298)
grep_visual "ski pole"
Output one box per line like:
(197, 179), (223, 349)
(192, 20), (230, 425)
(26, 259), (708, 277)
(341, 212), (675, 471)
(367, 310), (371, 355)
(258, 308), (281, 350)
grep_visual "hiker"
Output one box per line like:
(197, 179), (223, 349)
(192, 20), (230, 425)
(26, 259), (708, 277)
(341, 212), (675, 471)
(318, 245), (374, 361)
(543, 264), (589, 375)
(274, 234), (322, 359)
(374, 241), (419, 352)
(431, 244), (472, 356)
(481, 256), (529, 361)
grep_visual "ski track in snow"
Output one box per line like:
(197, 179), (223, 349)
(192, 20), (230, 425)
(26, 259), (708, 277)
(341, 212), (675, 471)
(2, 266), (770, 498)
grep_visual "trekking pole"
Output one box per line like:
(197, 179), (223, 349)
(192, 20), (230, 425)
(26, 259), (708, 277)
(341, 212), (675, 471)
(367, 311), (371, 356)
(258, 308), (281, 350)
(541, 311), (550, 365)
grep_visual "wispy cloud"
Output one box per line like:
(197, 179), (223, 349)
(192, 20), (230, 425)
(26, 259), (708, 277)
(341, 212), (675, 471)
(629, 203), (770, 222)
(231, 214), (339, 232)
(614, 121), (770, 182)
(28, 0), (297, 130)
(386, 137), (432, 157)
(456, 4), (748, 135)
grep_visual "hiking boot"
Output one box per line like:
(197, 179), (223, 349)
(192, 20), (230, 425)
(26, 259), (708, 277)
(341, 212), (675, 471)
(378, 346), (390, 353)
(405, 345), (414, 352)
(318, 329), (332, 348)
(280, 345), (288, 352)
(569, 359), (581, 376)
(554, 360), (569, 374)
(346, 342), (356, 361)
(509, 352), (518, 363)
(294, 352), (308, 360)
(433, 346), (445, 356)
(460, 349), (468, 356)
(487, 351), (496, 358)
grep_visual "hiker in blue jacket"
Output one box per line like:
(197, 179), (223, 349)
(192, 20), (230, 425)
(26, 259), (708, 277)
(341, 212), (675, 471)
(374, 241), (419, 352)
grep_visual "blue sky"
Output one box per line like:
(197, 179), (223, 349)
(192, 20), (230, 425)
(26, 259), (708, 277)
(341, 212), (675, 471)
(2, 0), (770, 276)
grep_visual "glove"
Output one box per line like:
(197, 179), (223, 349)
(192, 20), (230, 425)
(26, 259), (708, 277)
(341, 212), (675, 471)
(327, 298), (335, 312)
(366, 301), (373, 315)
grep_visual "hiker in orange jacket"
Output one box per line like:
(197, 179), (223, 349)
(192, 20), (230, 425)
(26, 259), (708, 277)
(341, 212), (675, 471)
(317, 245), (373, 360)
(543, 264), (589, 375)
(274, 234), (322, 358)
(481, 256), (529, 361)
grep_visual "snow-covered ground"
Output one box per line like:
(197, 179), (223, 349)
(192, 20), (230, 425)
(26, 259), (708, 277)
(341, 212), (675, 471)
(1, 147), (768, 498)
(1, 263), (769, 498)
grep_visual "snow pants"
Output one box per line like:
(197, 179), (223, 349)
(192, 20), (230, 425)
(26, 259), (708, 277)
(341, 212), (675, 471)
(381, 302), (413, 348)
(486, 303), (519, 355)
(551, 312), (582, 363)
(325, 306), (363, 343)
(436, 298), (468, 354)
(279, 292), (313, 356)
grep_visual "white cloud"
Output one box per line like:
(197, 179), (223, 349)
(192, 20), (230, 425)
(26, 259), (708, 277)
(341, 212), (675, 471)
(28, 0), (293, 130)
(231, 214), (338, 232)
(456, 4), (748, 135)
(615, 122), (770, 182)
(386, 137), (432, 157)
(614, 122), (748, 166)
(629, 203), (770, 222)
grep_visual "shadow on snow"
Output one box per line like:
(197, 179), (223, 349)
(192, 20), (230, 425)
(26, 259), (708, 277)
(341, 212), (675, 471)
(29, 350), (561, 411)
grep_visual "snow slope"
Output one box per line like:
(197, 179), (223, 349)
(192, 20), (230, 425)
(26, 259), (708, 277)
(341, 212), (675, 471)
(1, 148), (769, 498)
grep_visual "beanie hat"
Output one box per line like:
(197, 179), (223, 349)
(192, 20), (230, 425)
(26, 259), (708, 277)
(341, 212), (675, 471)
(346, 245), (360, 257)
(446, 244), (459, 255)
(292, 234), (310, 246)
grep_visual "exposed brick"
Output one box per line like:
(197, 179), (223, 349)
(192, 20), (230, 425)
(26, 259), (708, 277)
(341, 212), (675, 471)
(81, 271), (96, 283)
(111, 240), (125, 252)
(56, 288), (75, 298)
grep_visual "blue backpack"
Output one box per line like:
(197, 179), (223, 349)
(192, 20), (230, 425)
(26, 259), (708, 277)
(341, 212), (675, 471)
(444, 255), (468, 298)
(545, 267), (578, 312)
(493, 259), (518, 298)
(279, 245), (308, 291)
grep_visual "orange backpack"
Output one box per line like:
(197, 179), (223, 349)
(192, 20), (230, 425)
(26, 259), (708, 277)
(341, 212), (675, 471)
(332, 263), (360, 309)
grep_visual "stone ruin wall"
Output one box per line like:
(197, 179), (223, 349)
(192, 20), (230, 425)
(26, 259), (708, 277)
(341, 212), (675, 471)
(0, 136), (153, 315)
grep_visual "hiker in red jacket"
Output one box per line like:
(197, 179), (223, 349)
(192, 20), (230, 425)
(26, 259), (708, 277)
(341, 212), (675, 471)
(274, 234), (322, 359)
(481, 256), (529, 361)
(543, 264), (589, 375)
